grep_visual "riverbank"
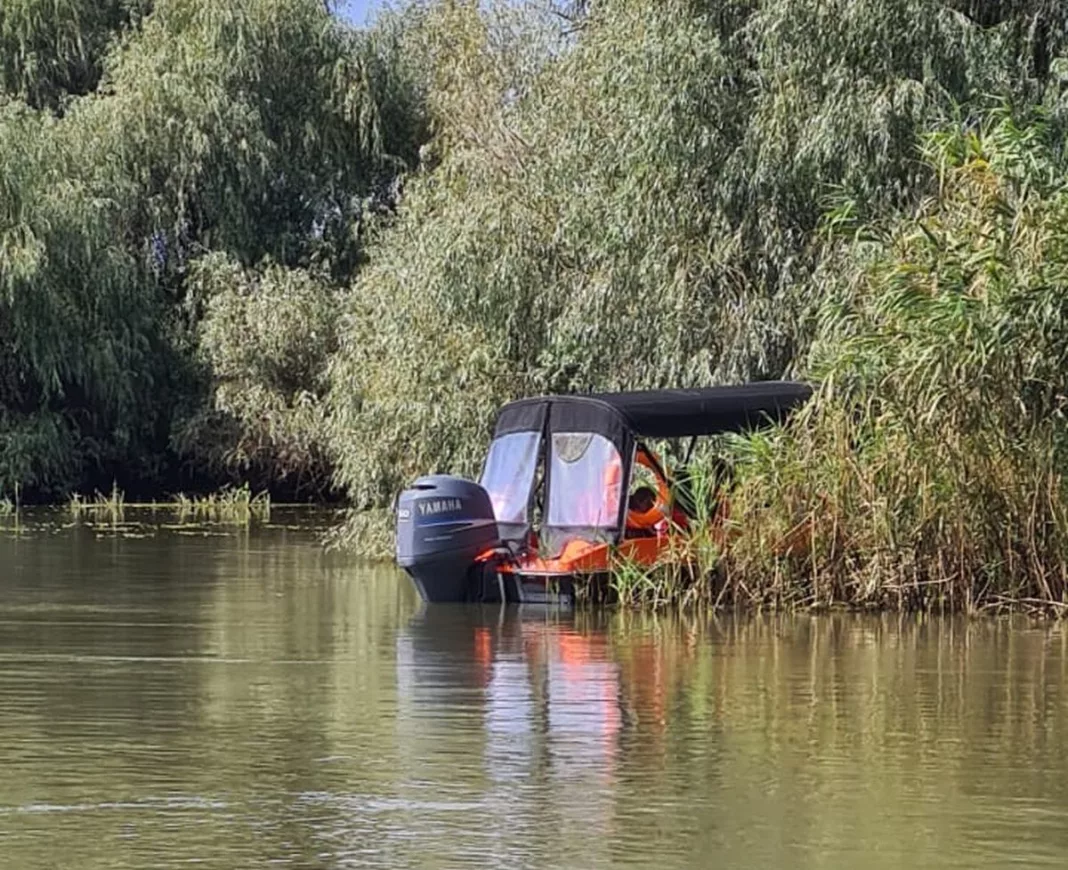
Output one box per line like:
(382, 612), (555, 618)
(8, 0), (1068, 617)
(8, 485), (1066, 616)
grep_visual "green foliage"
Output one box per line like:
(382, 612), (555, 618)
(176, 254), (339, 498)
(727, 113), (1068, 611)
(0, 97), (163, 496)
(0, 0), (150, 110)
(0, 0), (428, 500)
(328, 0), (1068, 513)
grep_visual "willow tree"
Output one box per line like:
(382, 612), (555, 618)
(0, 0), (427, 499)
(0, 0), (151, 110)
(327, 0), (1068, 516)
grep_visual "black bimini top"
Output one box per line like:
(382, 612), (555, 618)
(589, 381), (813, 438)
(494, 381), (812, 442)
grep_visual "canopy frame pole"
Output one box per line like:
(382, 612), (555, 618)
(683, 435), (698, 465)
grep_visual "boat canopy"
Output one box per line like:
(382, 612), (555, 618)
(493, 381), (812, 445)
(481, 382), (812, 554)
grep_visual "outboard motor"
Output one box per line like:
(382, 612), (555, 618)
(396, 475), (502, 603)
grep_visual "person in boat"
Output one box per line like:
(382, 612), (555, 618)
(628, 486), (657, 516)
(605, 454), (669, 537)
(624, 445), (675, 536)
(625, 485), (664, 537)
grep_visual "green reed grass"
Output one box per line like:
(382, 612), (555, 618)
(172, 485), (271, 525)
(64, 484), (272, 526)
(68, 482), (126, 523)
(606, 461), (729, 609)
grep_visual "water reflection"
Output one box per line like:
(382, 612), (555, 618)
(3, 512), (1068, 869)
(394, 608), (1068, 869)
(399, 607), (622, 768)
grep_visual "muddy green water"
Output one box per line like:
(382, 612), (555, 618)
(2, 510), (1068, 869)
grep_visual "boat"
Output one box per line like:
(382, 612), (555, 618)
(395, 381), (812, 605)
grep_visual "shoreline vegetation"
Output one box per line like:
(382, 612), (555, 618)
(6, 1), (1068, 612)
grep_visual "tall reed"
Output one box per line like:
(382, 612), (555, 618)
(723, 113), (1068, 614)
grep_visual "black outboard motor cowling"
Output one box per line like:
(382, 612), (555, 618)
(396, 475), (502, 603)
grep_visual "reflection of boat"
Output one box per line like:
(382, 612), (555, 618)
(394, 607), (625, 850)
(396, 607), (623, 775)
(395, 383), (812, 604)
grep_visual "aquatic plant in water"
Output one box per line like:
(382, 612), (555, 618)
(68, 483), (126, 524)
(172, 485), (272, 525)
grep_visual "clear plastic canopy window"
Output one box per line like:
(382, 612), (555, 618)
(479, 431), (541, 524)
(546, 432), (623, 531)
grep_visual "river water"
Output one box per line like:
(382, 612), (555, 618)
(2, 510), (1068, 869)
